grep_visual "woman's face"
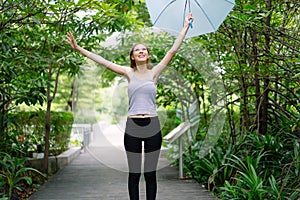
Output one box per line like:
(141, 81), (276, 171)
(131, 44), (149, 63)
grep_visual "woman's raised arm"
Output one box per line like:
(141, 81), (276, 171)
(66, 32), (130, 76)
(152, 13), (193, 81)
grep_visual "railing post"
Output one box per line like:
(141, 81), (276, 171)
(163, 121), (191, 179)
(83, 131), (87, 152)
(179, 135), (184, 179)
(72, 124), (92, 153)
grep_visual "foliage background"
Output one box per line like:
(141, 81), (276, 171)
(0, 0), (299, 199)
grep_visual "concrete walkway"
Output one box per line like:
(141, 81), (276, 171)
(29, 121), (216, 200)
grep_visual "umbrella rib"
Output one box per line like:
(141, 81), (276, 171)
(224, 0), (235, 6)
(193, 0), (216, 30)
(153, 0), (177, 25)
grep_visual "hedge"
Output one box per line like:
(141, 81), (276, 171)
(7, 111), (74, 156)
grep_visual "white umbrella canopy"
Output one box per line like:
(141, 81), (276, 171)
(145, 0), (235, 38)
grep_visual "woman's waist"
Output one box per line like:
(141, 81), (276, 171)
(127, 107), (157, 118)
(128, 114), (158, 118)
(125, 115), (161, 135)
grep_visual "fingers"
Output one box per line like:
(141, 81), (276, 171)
(65, 32), (77, 49)
(185, 13), (193, 22)
(66, 32), (73, 42)
(67, 32), (73, 38)
(187, 13), (194, 22)
(65, 38), (71, 45)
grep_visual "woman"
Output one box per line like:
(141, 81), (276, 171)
(66, 13), (193, 200)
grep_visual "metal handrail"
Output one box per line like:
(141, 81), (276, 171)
(71, 124), (93, 152)
(163, 121), (191, 179)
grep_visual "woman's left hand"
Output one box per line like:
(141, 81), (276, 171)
(185, 13), (194, 27)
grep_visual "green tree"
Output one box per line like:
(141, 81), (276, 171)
(1, 0), (147, 173)
(203, 0), (300, 135)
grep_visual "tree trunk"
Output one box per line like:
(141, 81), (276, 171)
(71, 79), (78, 112)
(43, 62), (53, 174)
(200, 84), (207, 124)
(240, 75), (249, 131)
(240, 27), (252, 132)
(251, 29), (262, 134)
(43, 59), (61, 173)
(259, 0), (272, 134)
(43, 98), (51, 173)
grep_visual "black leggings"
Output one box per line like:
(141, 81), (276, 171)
(124, 117), (162, 200)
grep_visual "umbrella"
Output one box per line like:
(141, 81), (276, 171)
(145, 0), (235, 38)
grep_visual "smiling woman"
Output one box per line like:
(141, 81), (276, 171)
(129, 43), (152, 71)
(66, 12), (193, 200)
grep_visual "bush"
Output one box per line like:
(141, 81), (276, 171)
(6, 110), (73, 157)
(182, 130), (300, 200)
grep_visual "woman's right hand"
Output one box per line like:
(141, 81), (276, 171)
(66, 32), (78, 50)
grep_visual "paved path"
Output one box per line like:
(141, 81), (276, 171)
(29, 121), (216, 200)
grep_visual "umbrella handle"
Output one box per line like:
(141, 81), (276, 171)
(189, 19), (193, 28)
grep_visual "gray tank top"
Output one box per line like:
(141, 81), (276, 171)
(127, 73), (157, 116)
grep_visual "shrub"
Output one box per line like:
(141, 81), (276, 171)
(0, 152), (46, 200)
(6, 110), (73, 156)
